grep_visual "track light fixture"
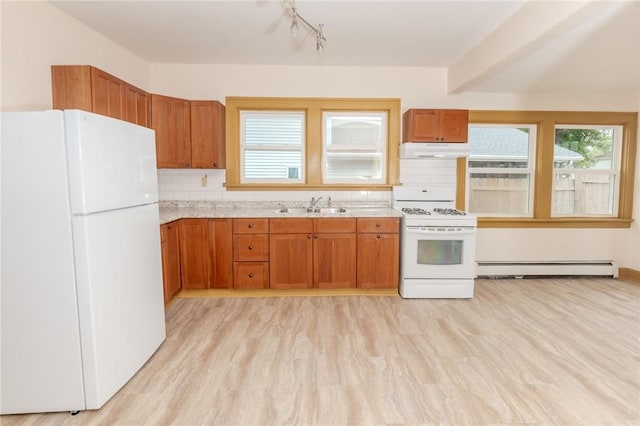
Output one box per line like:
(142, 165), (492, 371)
(285, 1), (326, 52)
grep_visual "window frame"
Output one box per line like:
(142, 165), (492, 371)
(225, 97), (400, 190)
(458, 111), (637, 228)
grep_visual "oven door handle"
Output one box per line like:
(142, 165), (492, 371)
(406, 228), (476, 236)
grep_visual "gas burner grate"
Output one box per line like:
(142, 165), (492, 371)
(401, 208), (431, 215)
(432, 208), (467, 216)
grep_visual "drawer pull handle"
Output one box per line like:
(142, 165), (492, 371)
(185, 162), (190, 167)
(307, 234), (312, 239)
(248, 245), (253, 250)
(213, 162), (217, 167)
(314, 234), (318, 239)
(248, 224), (253, 229)
(376, 235), (381, 239)
(248, 273), (254, 278)
(376, 223), (381, 227)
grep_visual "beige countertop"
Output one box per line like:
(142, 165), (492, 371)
(159, 201), (402, 225)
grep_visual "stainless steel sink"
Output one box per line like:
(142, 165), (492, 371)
(275, 207), (313, 214)
(275, 207), (349, 214)
(317, 207), (348, 214)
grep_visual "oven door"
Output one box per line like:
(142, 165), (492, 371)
(402, 226), (476, 279)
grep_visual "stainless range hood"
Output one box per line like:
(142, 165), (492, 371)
(399, 142), (470, 159)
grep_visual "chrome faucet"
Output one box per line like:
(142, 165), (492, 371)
(310, 196), (323, 209)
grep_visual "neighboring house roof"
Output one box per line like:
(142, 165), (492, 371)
(469, 127), (584, 161)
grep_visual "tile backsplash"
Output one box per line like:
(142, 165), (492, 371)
(157, 169), (391, 204)
(157, 158), (457, 203)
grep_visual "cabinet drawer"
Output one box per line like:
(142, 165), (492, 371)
(270, 218), (313, 234)
(314, 218), (356, 233)
(233, 234), (269, 261)
(234, 262), (269, 289)
(233, 218), (269, 234)
(357, 218), (399, 233)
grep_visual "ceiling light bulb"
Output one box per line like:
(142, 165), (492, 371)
(290, 9), (299, 38)
(316, 24), (325, 52)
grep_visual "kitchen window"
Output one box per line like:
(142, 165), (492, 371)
(240, 111), (305, 183)
(467, 124), (537, 216)
(322, 111), (387, 184)
(463, 111), (637, 228)
(225, 97), (400, 190)
(552, 125), (622, 217)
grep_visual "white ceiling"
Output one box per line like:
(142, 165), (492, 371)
(50, 0), (639, 95)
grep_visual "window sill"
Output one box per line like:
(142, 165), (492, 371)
(478, 217), (633, 229)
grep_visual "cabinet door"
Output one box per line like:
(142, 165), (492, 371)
(357, 233), (399, 289)
(208, 219), (233, 289)
(313, 233), (357, 288)
(269, 233), (313, 289)
(151, 94), (191, 168)
(90, 67), (124, 120)
(439, 109), (468, 143)
(403, 109), (438, 142)
(51, 65), (93, 112)
(178, 219), (209, 289)
(161, 222), (181, 303)
(191, 101), (226, 169)
(124, 83), (150, 127)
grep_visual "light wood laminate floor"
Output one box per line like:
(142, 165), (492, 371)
(3, 277), (639, 426)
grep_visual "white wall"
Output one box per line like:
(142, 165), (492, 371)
(0, 0), (636, 271)
(151, 63), (639, 270)
(0, 1), (149, 111)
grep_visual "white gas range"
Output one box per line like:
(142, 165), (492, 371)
(393, 186), (477, 298)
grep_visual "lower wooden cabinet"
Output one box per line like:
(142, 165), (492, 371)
(178, 218), (233, 289)
(232, 218), (269, 288)
(356, 218), (399, 288)
(208, 219), (234, 289)
(313, 219), (357, 288)
(160, 221), (181, 304)
(166, 216), (399, 295)
(270, 218), (357, 289)
(269, 232), (314, 289)
(233, 262), (269, 289)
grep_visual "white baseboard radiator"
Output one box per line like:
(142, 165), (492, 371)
(476, 261), (618, 278)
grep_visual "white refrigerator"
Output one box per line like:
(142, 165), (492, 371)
(1, 110), (166, 415)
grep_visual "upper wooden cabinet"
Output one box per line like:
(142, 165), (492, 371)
(151, 97), (226, 169)
(51, 65), (149, 127)
(51, 65), (226, 169)
(402, 109), (469, 143)
(191, 101), (226, 169)
(124, 83), (150, 127)
(151, 94), (192, 168)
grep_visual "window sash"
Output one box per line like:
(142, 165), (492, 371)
(322, 111), (388, 184)
(467, 124), (536, 217)
(240, 110), (305, 184)
(551, 125), (622, 217)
